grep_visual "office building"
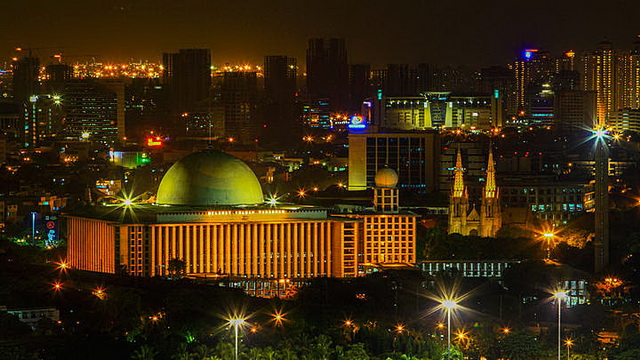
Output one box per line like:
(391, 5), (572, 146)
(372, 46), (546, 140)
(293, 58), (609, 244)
(382, 63), (431, 97)
(183, 111), (224, 138)
(163, 49), (211, 118)
(306, 38), (348, 112)
(347, 131), (441, 191)
(527, 84), (555, 126)
(480, 66), (516, 118)
(553, 90), (597, 132)
(0, 100), (22, 140)
(349, 64), (371, 112)
(264, 56), (297, 142)
(220, 71), (260, 144)
(12, 55), (40, 104)
(62, 79), (125, 145)
(302, 98), (332, 128)
(23, 94), (64, 147)
(45, 64), (72, 93)
(500, 177), (593, 224)
(375, 92), (502, 130)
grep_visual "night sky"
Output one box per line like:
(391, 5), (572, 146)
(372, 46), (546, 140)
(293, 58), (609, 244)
(2, 0), (640, 67)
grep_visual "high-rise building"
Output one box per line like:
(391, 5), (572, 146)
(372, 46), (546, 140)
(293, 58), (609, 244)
(302, 98), (332, 129)
(264, 56), (297, 143)
(0, 100), (22, 140)
(23, 94), (65, 148)
(615, 39), (640, 110)
(12, 55), (40, 104)
(551, 70), (580, 91)
(347, 131), (441, 191)
(511, 49), (555, 114)
(527, 84), (555, 126)
(306, 38), (348, 112)
(163, 49), (211, 119)
(581, 41), (615, 126)
(555, 90), (597, 132)
(62, 79), (125, 145)
(264, 56), (296, 101)
(124, 78), (167, 139)
(609, 108), (640, 133)
(480, 66), (516, 117)
(348, 64), (371, 112)
(221, 71), (260, 144)
(45, 64), (72, 85)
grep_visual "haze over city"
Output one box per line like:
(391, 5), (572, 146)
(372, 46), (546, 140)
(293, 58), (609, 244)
(3, 0), (640, 66)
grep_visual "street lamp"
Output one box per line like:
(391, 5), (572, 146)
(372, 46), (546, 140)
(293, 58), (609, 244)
(554, 291), (567, 360)
(565, 339), (574, 360)
(229, 318), (245, 360)
(542, 232), (555, 260)
(441, 299), (458, 360)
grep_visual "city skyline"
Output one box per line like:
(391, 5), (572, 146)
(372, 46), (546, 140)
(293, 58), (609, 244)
(3, 0), (640, 67)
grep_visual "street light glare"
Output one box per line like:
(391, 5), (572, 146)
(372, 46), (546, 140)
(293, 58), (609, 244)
(229, 318), (245, 326)
(554, 291), (567, 299)
(441, 300), (458, 310)
(595, 129), (607, 138)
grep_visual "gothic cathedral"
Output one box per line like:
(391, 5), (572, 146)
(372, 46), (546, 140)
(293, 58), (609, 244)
(448, 146), (502, 237)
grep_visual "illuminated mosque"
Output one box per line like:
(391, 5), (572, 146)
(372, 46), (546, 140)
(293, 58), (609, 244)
(67, 150), (416, 293)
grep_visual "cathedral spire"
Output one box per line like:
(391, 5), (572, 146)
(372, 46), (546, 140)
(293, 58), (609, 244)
(452, 146), (465, 198)
(484, 144), (497, 198)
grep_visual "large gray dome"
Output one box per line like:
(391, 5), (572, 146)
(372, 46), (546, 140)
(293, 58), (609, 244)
(156, 150), (264, 206)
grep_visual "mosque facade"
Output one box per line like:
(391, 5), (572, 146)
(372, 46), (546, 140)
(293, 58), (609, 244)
(67, 150), (417, 289)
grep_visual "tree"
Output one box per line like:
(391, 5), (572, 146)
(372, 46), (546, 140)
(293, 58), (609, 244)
(338, 343), (370, 360)
(168, 258), (187, 277)
(193, 344), (213, 360)
(277, 346), (299, 360)
(614, 349), (640, 360)
(500, 331), (546, 360)
(440, 346), (463, 360)
(172, 344), (191, 360)
(308, 335), (334, 360)
(131, 345), (158, 360)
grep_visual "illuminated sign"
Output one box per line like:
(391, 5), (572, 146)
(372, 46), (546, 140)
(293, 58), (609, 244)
(348, 115), (366, 129)
(147, 137), (163, 147)
(44, 215), (59, 247)
(524, 49), (538, 59)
